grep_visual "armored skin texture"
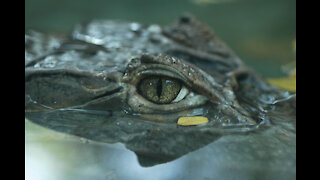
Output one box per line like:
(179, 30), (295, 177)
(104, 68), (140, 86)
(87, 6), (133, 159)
(25, 14), (295, 177)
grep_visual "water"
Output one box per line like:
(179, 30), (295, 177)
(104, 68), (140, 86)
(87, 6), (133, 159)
(25, 0), (296, 179)
(25, 118), (295, 180)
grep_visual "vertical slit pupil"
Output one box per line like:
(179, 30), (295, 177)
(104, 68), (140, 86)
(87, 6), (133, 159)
(156, 78), (162, 98)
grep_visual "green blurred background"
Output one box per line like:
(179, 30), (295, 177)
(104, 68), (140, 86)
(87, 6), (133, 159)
(25, 0), (296, 77)
(25, 2), (296, 178)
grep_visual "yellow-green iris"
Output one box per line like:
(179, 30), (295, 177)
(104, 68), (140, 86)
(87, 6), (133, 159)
(138, 76), (181, 104)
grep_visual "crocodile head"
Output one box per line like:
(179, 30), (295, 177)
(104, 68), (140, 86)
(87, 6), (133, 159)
(25, 15), (296, 167)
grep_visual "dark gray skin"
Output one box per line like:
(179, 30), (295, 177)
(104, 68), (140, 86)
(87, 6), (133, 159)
(25, 15), (295, 177)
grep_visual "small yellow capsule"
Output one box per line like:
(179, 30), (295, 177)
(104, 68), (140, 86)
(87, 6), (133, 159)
(177, 116), (209, 126)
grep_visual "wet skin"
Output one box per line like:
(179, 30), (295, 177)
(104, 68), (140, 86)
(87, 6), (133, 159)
(25, 15), (295, 176)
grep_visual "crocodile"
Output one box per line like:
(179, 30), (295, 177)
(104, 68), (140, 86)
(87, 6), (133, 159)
(25, 14), (296, 175)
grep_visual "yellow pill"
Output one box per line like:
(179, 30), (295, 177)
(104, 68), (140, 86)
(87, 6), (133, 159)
(177, 116), (209, 126)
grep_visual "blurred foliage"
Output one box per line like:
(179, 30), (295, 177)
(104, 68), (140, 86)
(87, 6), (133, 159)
(267, 39), (296, 92)
(267, 76), (296, 92)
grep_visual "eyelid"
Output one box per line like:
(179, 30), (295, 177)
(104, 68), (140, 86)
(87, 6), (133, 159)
(123, 64), (191, 87)
(172, 86), (189, 103)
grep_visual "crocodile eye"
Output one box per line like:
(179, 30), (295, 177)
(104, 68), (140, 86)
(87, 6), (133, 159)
(138, 76), (188, 104)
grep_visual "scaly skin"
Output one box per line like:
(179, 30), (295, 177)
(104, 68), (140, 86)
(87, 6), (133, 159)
(25, 14), (295, 177)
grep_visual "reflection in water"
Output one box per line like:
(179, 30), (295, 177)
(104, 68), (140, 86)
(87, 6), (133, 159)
(26, 119), (295, 180)
(26, 144), (62, 180)
(26, 119), (185, 180)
